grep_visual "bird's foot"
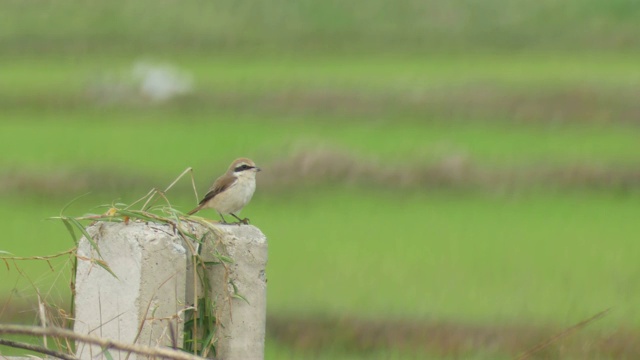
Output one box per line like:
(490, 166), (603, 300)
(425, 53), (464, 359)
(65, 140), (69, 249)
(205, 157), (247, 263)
(238, 217), (250, 225)
(230, 213), (250, 225)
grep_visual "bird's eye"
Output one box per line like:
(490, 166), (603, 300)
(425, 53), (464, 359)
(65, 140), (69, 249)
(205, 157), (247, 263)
(235, 164), (252, 172)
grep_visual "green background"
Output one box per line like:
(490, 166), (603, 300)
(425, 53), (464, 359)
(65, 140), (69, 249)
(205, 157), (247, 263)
(1, 1), (640, 358)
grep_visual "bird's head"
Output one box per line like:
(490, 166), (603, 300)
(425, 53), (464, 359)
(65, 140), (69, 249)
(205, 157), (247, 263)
(229, 158), (261, 179)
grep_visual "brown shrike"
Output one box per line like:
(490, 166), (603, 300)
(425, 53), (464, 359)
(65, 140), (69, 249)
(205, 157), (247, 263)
(188, 158), (261, 224)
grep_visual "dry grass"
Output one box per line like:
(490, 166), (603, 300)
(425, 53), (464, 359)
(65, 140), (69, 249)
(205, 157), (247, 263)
(202, 85), (640, 124)
(263, 148), (640, 192)
(267, 314), (640, 359)
(6, 302), (636, 359)
(1, 150), (639, 197)
(0, 168), (154, 197)
(4, 84), (640, 124)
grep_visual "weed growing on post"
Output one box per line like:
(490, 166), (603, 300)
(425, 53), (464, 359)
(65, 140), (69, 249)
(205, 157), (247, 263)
(1, 168), (242, 358)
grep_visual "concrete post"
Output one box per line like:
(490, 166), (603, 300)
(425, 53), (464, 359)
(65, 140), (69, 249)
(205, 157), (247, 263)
(73, 221), (267, 360)
(198, 225), (268, 359)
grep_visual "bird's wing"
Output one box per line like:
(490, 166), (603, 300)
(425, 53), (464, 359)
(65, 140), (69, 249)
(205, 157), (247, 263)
(198, 174), (237, 205)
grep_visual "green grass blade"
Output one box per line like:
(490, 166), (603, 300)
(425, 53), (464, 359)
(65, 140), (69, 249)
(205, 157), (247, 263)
(230, 281), (250, 305)
(60, 192), (91, 215)
(94, 259), (118, 279)
(214, 253), (234, 264)
(232, 293), (250, 304)
(60, 217), (79, 245)
(115, 209), (158, 223)
(200, 328), (217, 357)
(181, 231), (199, 243)
(87, 216), (124, 223)
(68, 217), (103, 258)
(101, 348), (114, 360)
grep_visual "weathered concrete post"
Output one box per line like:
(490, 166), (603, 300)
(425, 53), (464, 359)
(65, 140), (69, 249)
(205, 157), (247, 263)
(195, 225), (268, 359)
(73, 221), (267, 360)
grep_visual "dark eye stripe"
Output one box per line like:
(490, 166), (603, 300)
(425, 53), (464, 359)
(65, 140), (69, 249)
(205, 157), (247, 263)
(234, 164), (254, 172)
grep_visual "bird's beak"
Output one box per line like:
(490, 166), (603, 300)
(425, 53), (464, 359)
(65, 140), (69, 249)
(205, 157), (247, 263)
(255, 167), (262, 172)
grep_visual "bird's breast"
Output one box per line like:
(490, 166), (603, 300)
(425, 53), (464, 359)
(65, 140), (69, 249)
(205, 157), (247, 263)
(211, 178), (256, 214)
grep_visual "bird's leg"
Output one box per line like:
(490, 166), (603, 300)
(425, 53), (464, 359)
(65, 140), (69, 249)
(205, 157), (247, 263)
(230, 213), (249, 225)
(218, 213), (228, 224)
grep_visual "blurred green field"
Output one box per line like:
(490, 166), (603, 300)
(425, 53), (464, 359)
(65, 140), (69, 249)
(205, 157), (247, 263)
(2, 114), (640, 172)
(3, 189), (640, 324)
(2, 0), (640, 358)
(2, 0), (640, 55)
(3, 190), (640, 358)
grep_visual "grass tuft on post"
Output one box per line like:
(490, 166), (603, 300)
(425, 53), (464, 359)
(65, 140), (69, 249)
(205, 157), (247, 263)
(1, 168), (240, 358)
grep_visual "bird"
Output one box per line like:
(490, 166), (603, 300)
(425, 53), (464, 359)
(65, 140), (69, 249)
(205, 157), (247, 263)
(187, 158), (261, 224)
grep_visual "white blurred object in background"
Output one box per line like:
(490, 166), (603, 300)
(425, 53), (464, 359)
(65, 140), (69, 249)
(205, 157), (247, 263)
(132, 61), (194, 102)
(86, 60), (194, 104)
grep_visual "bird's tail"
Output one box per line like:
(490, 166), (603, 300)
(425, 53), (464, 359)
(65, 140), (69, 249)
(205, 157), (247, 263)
(187, 204), (204, 215)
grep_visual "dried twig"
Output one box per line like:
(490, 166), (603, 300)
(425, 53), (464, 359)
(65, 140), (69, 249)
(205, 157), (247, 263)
(516, 308), (611, 360)
(125, 274), (179, 360)
(0, 324), (206, 360)
(0, 338), (77, 360)
(0, 248), (75, 261)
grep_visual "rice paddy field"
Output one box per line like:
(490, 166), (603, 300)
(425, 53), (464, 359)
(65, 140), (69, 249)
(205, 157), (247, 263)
(2, 1), (640, 358)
